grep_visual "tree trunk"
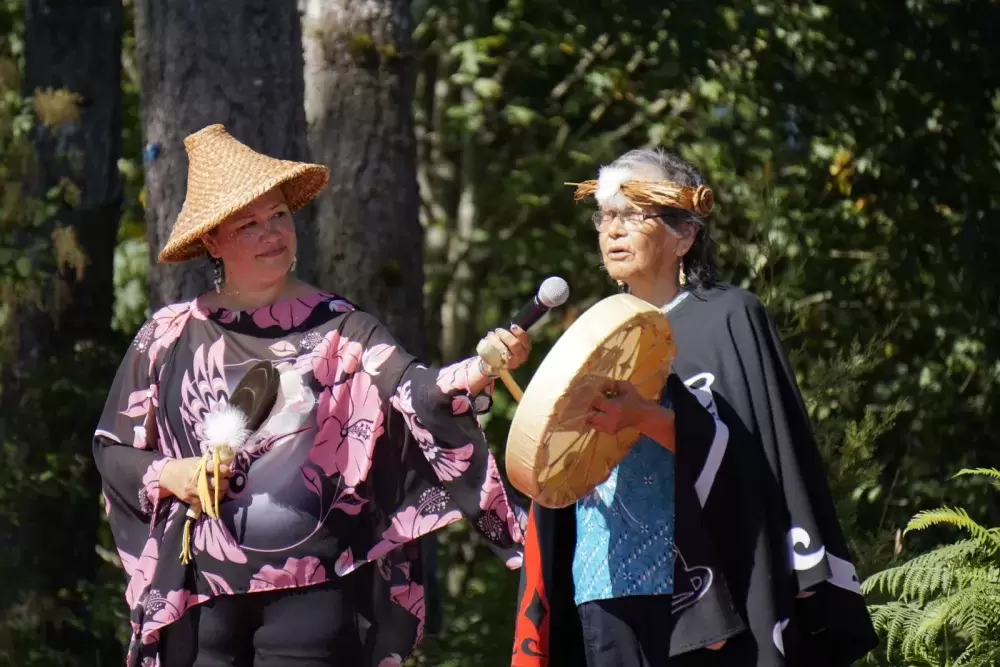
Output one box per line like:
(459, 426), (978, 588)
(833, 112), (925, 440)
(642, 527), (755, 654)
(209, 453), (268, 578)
(22, 0), (123, 348)
(302, 0), (425, 357)
(134, 0), (313, 309)
(302, 0), (438, 632)
(12, 0), (124, 659)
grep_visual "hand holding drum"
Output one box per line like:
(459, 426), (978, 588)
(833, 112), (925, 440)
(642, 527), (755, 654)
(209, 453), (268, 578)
(586, 378), (676, 453)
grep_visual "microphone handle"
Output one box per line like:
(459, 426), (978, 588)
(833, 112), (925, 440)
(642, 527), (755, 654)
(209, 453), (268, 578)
(510, 297), (549, 331)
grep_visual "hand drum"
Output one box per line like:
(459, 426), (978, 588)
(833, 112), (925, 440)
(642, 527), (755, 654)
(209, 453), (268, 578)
(505, 294), (676, 508)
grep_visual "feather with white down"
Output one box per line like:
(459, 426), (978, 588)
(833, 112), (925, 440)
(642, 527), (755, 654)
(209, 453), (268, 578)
(200, 404), (250, 455)
(595, 165), (633, 210)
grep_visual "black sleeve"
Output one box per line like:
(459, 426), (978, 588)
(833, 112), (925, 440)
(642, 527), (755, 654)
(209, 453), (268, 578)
(724, 297), (852, 589)
(720, 296), (878, 663)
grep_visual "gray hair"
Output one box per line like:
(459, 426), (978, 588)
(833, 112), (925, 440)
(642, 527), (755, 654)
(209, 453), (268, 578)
(610, 148), (705, 192)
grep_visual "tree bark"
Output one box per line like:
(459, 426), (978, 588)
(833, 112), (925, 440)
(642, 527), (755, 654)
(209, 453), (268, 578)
(302, 0), (437, 632)
(12, 0), (124, 659)
(302, 0), (426, 357)
(134, 0), (314, 309)
(21, 0), (123, 348)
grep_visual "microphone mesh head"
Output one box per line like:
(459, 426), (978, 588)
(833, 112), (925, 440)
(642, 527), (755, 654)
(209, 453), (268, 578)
(537, 276), (570, 308)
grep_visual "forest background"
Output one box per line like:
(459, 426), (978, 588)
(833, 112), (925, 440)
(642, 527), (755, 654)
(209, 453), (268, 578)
(0, 0), (998, 665)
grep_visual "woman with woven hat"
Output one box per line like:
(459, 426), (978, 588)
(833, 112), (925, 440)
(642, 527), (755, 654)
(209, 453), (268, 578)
(511, 149), (876, 666)
(94, 124), (531, 667)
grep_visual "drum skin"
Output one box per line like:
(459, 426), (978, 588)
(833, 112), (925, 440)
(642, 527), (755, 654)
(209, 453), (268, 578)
(505, 294), (676, 508)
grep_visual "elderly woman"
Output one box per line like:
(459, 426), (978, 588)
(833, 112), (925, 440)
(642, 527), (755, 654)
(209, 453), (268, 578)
(95, 125), (529, 667)
(511, 149), (876, 667)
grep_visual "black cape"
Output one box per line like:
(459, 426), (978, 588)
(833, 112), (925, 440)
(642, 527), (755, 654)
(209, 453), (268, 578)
(511, 285), (877, 666)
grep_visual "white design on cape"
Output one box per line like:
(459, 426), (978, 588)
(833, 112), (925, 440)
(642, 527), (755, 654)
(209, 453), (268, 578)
(670, 545), (713, 614)
(826, 553), (863, 594)
(682, 372), (729, 505)
(787, 526), (827, 571)
(772, 618), (790, 655)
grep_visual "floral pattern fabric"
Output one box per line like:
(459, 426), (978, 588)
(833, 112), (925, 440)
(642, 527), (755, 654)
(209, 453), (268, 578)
(93, 292), (526, 666)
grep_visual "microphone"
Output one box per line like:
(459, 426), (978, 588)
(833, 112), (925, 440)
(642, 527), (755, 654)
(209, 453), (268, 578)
(509, 276), (571, 331)
(478, 277), (570, 402)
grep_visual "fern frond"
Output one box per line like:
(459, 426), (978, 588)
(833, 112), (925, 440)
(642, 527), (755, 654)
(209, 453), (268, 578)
(870, 601), (929, 663)
(902, 578), (1000, 662)
(952, 468), (1000, 485)
(865, 564), (957, 604)
(905, 507), (999, 546)
(906, 596), (953, 663)
(954, 640), (1000, 667)
(868, 466), (1000, 666)
(862, 539), (991, 603)
(914, 592), (967, 645)
(941, 579), (1000, 645)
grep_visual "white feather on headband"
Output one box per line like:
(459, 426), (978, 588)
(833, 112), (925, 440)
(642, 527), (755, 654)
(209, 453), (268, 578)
(594, 166), (633, 210)
(200, 404), (250, 455)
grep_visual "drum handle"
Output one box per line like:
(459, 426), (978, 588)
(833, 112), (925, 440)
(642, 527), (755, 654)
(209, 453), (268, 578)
(496, 369), (524, 402)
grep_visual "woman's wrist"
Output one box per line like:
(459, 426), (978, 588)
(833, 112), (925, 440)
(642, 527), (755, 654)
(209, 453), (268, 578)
(636, 403), (676, 452)
(476, 356), (499, 380)
(158, 459), (182, 498)
(465, 356), (497, 396)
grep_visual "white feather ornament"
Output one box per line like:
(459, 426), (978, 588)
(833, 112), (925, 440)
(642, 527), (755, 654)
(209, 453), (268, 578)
(595, 165), (633, 210)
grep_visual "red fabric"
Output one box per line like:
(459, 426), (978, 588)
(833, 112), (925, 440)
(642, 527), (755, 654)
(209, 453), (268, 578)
(511, 509), (549, 667)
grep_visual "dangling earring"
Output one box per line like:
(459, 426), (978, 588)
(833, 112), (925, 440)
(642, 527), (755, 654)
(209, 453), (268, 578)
(678, 258), (687, 286)
(289, 256), (297, 274)
(212, 257), (225, 293)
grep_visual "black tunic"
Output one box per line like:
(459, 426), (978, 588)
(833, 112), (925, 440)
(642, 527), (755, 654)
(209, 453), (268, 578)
(511, 284), (877, 666)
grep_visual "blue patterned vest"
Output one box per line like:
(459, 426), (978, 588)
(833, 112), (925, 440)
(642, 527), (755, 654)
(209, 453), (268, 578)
(571, 292), (687, 606)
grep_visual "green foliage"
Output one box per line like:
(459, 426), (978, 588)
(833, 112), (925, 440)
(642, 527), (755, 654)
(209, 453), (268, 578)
(0, 1), (95, 356)
(112, 237), (150, 334)
(0, 2), (130, 664)
(864, 468), (1000, 667)
(0, 26), (44, 354)
(0, 0), (996, 665)
(0, 343), (126, 666)
(113, 0), (150, 334)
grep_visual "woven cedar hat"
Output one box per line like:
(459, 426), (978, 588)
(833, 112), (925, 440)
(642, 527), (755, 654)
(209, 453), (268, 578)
(158, 124), (330, 263)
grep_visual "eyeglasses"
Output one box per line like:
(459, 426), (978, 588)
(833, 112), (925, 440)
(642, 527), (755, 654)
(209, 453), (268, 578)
(227, 210), (293, 245)
(591, 210), (664, 232)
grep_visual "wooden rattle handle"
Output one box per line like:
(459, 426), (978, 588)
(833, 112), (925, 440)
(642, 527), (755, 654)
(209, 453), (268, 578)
(497, 369), (524, 402)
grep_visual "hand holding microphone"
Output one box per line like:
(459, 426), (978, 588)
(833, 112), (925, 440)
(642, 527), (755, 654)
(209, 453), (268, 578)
(480, 326), (532, 372)
(476, 276), (570, 401)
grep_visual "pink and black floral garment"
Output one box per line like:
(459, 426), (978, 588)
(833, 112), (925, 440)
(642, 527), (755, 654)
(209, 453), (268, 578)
(93, 292), (526, 667)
